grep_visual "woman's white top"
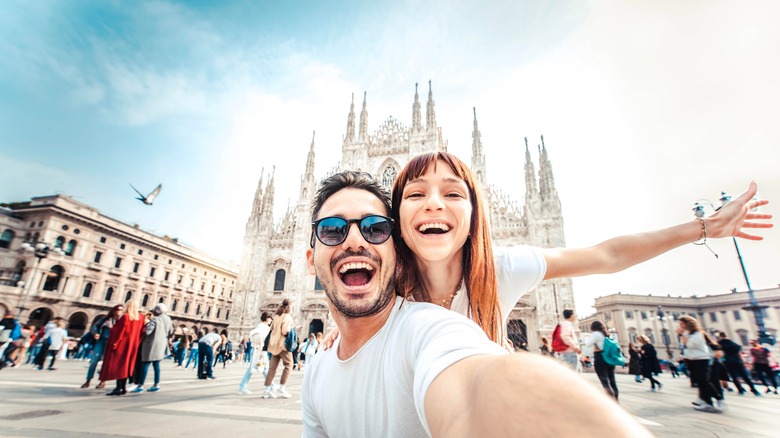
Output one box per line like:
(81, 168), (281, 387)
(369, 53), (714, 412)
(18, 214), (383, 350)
(682, 330), (712, 360)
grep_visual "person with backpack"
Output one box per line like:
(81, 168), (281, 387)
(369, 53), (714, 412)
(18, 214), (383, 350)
(552, 309), (580, 370)
(585, 320), (619, 400)
(638, 335), (663, 392)
(263, 299), (294, 399)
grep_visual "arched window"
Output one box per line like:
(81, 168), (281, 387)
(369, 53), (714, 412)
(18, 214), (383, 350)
(43, 265), (64, 291)
(125, 290), (133, 302)
(0, 229), (14, 249)
(82, 283), (93, 298)
(105, 287), (114, 301)
(142, 294), (150, 307)
(172, 299), (178, 312)
(644, 328), (655, 344)
(206, 306), (211, 317)
(32, 232), (40, 243)
(184, 302), (190, 314)
(158, 296), (165, 304)
(216, 308), (221, 319)
(314, 276), (323, 291)
(628, 328), (637, 344)
(65, 239), (77, 256)
(54, 236), (65, 249)
(274, 269), (286, 291)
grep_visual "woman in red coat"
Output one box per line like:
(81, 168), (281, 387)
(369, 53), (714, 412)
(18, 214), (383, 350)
(101, 299), (144, 396)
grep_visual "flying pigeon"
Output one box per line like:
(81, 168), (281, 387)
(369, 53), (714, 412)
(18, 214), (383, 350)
(130, 183), (162, 205)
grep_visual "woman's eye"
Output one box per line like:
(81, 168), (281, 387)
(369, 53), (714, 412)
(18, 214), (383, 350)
(446, 192), (465, 198)
(405, 192), (424, 199)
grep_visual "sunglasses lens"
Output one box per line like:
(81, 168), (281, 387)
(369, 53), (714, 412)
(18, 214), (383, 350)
(360, 216), (392, 244)
(316, 217), (349, 245)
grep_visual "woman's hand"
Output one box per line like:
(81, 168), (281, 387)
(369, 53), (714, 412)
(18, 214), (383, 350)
(706, 181), (773, 240)
(320, 328), (340, 351)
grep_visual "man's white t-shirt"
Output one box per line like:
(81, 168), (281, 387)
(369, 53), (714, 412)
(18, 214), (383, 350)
(302, 296), (506, 438)
(449, 245), (547, 325)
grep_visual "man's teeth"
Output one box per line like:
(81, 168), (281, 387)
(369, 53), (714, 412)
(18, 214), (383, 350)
(338, 262), (374, 274)
(417, 223), (451, 232)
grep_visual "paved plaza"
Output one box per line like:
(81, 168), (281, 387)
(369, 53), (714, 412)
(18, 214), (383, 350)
(0, 358), (777, 437)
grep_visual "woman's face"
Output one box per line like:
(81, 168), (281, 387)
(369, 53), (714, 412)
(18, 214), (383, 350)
(399, 160), (473, 266)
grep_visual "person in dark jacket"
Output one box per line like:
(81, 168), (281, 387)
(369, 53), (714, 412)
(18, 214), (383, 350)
(718, 332), (760, 396)
(628, 342), (643, 382)
(638, 335), (663, 392)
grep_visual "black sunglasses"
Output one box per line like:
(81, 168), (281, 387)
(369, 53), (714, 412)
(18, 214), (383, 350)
(310, 215), (394, 247)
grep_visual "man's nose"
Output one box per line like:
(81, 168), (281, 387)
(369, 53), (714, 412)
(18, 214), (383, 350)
(340, 222), (367, 249)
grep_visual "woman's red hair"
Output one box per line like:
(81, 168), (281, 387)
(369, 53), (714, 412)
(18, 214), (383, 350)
(392, 152), (501, 343)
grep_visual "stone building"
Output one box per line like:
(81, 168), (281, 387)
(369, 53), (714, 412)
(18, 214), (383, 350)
(578, 287), (780, 359)
(0, 195), (238, 337)
(230, 82), (574, 352)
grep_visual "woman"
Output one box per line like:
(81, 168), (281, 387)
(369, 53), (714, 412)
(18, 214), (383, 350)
(678, 315), (722, 412)
(390, 151), (770, 343)
(585, 320), (618, 400)
(81, 304), (123, 389)
(628, 342), (643, 383)
(214, 334), (230, 369)
(637, 335), (662, 392)
(262, 299), (294, 399)
(100, 300), (144, 396)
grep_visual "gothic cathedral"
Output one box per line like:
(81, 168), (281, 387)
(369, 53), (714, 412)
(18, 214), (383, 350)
(229, 82), (574, 353)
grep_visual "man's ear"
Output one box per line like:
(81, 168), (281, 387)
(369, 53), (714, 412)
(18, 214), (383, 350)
(306, 248), (316, 275)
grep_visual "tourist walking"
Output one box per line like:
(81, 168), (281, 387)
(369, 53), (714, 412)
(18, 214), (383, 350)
(678, 315), (722, 412)
(184, 334), (198, 369)
(32, 318), (61, 369)
(638, 336), (662, 392)
(37, 320), (68, 370)
(244, 339), (253, 364)
(238, 312), (272, 395)
(81, 304), (123, 389)
(628, 342), (643, 383)
(298, 332), (318, 371)
(263, 299), (294, 399)
(585, 320), (618, 400)
(718, 332), (760, 396)
(132, 303), (173, 393)
(749, 339), (778, 394)
(100, 300), (144, 396)
(197, 331), (220, 380)
(174, 329), (189, 367)
(213, 334), (231, 368)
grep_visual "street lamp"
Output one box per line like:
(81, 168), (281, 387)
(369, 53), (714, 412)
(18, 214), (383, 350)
(16, 241), (64, 320)
(656, 305), (673, 358)
(693, 194), (775, 346)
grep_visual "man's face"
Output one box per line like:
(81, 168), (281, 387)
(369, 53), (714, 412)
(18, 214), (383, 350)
(306, 188), (396, 318)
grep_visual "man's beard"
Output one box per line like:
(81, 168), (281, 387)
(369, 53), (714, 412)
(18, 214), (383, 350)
(324, 272), (397, 319)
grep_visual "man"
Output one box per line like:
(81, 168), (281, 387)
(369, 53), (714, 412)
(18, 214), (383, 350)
(718, 332), (760, 396)
(133, 303), (174, 393)
(301, 171), (648, 437)
(33, 317), (62, 370)
(197, 331), (220, 380)
(749, 339), (778, 394)
(559, 309), (581, 370)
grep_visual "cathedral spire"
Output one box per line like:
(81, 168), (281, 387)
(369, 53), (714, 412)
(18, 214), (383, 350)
(524, 138), (538, 200)
(250, 168), (265, 218)
(471, 107), (487, 188)
(411, 82), (422, 132)
(300, 131), (316, 200)
(262, 166), (275, 217)
(344, 93), (355, 144)
(537, 135), (561, 213)
(425, 80), (436, 131)
(359, 91), (368, 140)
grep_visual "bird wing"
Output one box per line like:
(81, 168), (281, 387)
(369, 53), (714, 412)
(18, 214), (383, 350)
(129, 183), (147, 201)
(146, 184), (163, 203)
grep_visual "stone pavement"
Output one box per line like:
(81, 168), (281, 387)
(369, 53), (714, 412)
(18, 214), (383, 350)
(0, 358), (778, 437)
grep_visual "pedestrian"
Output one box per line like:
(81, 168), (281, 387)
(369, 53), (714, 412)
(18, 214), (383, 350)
(175, 331), (189, 367)
(213, 334), (230, 369)
(238, 312), (272, 395)
(638, 335), (663, 392)
(749, 339), (778, 394)
(628, 342), (643, 383)
(101, 300), (144, 396)
(539, 337), (551, 356)
(298, 332), (318, 371)
(132, 303), (173, 393)
(554, 310), (581, 370)
(710, 345), (729, 398)
(585, 320), (618, 400)
(718, 332), (760, 396)
(666, 355), (681, 378)
(262, 298), (294, 399)
(244, 338), (253, 364)
(236, 340), (245, 363)
(38, 319), (68, 370)
(32, 317), (61, 369)
(197, 331), (220, 380)
(1, 324), (33, 369)
(301, 170), (649, 437)
(81, 304), (123, 389)
(184, 334), (199, 369)
(315, 332), (323, 353)
(678, 315), (723, 412)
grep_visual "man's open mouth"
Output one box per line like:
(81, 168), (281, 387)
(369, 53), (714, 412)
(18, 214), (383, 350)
(338, 262), (375, 287)
(417, 222), (451, 235)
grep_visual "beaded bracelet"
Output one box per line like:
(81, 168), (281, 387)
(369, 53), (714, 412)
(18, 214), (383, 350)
(692, 217), (718, 258)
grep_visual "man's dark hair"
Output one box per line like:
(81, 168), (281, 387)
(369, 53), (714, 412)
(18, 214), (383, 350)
(260, 311), (271, 322)
(718, 331), (727, 338)
(563, 309), (574, 319)
(311, 171), (391, 222)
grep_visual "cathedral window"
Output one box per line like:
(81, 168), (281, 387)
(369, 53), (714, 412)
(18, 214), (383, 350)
(105, 287), (114, 301)
(381, 166), (398, 190)
(82, 282), (93, 298)
(274, 269), (286, 291)
(314, 276), (323, 291)
(43, 265), (64, 291)
(125, 290), (133, 302)
(0, 229), (14, 249)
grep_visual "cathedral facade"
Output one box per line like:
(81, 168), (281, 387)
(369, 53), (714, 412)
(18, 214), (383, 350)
(228, 82), (575, 352)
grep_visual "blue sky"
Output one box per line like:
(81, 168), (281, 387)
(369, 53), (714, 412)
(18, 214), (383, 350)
(2, 0), (779, 314)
